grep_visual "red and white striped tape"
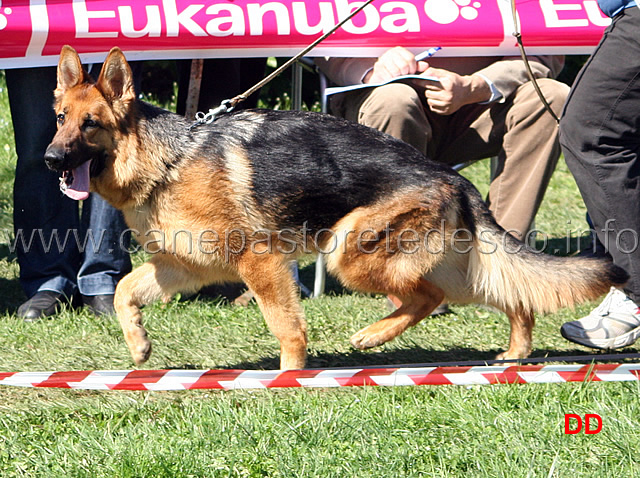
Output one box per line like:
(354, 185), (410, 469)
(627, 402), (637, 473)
(1, 363), (640, 391)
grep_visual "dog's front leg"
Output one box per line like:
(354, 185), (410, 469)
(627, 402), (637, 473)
(237, 253), (308, 370)
(114, 255), (200, 365)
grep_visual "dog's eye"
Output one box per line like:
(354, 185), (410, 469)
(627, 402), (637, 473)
(56, 113), (65, 125)
(83, 118), (99, 130)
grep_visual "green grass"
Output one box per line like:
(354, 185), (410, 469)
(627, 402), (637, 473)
(0, 70), (639, 477)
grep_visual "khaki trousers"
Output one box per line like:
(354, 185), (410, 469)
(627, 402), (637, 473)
(330, 79), (569, 240)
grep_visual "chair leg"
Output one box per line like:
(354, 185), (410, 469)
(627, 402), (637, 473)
(313, 253), (326, 298)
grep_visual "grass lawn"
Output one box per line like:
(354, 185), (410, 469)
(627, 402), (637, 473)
(0, 70), (639, 477)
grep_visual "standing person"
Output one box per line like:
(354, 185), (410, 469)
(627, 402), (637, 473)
(6, 65), (133, 320)
(559, 1), (640, 349)
(316, 51), (568, 242)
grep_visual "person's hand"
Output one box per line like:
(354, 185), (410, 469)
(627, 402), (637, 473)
(363, 46), (429, 84)
(416, 68), (492, 115)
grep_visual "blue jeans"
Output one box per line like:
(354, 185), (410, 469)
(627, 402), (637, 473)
(6, 66), (131, 299)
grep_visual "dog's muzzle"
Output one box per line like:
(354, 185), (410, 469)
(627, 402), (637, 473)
(44, 144), (67, 171)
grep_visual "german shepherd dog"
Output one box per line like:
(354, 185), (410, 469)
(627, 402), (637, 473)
(45, 46), (626, 369)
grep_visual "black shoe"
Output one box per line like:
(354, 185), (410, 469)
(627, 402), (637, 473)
(430, 303), (452, 316)
(82, 294), (115, 316)
(18, 291), (64, 322)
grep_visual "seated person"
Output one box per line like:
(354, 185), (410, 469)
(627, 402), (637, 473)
(316, 49), (568, 242)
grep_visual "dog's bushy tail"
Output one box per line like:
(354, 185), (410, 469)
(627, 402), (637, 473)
(464, 196), (628, 314)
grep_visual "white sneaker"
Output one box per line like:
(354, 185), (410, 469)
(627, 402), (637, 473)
(561, 287), (640, 350)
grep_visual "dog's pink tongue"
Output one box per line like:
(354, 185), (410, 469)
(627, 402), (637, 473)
(63, 160), (91, 201)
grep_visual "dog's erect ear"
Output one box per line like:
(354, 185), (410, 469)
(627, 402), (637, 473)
(96, 47), (136, 105)
(57, 45), (90, 90)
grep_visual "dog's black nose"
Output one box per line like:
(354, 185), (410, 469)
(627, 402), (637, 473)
(44, 144), (66, 170)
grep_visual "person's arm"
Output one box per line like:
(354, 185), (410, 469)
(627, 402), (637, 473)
(417, 70), (492, 115)
(315, 57), (377, 87)
(417, 55), (564, 115)
(315, 47), (429, 86)
(472, 55), (565, 102)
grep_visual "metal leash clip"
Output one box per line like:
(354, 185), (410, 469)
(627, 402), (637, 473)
(189, 99), (234, 131)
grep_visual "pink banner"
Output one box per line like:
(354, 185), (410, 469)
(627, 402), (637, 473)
(0, 0), (610, 69)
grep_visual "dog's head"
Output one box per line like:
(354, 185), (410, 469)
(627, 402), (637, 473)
(45, 45), (136, 200)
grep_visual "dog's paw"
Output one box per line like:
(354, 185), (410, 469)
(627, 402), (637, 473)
(494, 349), (528, 364)
(350, 328), (388, 350)
(131, 342), (152, 366)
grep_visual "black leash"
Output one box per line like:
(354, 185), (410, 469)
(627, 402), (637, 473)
(510, 0), (561, 124)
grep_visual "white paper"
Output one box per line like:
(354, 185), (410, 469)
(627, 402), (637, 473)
(325, 74), (441, 96)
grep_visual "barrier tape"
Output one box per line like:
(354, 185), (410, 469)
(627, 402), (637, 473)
(1, 363), (640, 391)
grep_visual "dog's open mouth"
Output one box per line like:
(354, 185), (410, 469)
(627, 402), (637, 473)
(59, 160), (92, 201)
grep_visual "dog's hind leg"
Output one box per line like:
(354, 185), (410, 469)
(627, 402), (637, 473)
(324, 192), (450, 350)
(495, 307), (535, 360)
(114, 255), (202, 365)
(236, 252), (308, 370)
(350, 278), (445, 349)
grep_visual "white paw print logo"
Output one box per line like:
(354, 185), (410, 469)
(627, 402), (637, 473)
(424, 0), (482, 24)
(0, 1), (12, 31)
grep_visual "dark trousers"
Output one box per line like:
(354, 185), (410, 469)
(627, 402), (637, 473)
(560, 7), (640, 301)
